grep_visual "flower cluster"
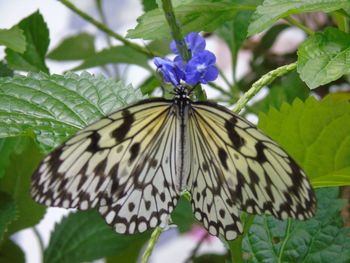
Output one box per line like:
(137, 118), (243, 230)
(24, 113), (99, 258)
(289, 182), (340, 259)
(153, 32), (218, 86)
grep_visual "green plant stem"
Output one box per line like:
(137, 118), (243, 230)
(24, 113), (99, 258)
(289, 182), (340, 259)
(233, 62), (297, 113)
(218, 68), (232, 90)
(142, 227), (162, 263)
(208, 81), (231, 97)
(59, 0), (157, 57)
(228, 214), (255, 263)
(161, 0), (190, 61)
(284, 16), (314, 35)
(278, 219), (292, 262)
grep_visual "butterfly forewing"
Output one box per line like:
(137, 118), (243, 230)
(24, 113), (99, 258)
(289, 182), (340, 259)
(189, 101), (316, 227)
(32, 98), (181, 234)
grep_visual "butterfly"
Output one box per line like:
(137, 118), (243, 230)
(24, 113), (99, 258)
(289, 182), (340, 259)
(31, 85), (316, 240)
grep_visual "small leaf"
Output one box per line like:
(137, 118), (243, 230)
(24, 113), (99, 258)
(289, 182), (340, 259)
(45, 210), (150, 263)
(127, 0), (249, 40)
(0, 27), (25, 53)
(0, 239), (25, 263)
(5, 11), (49, 73)
(172, 196), (195, 233)
(139, 75), (161, 95)
(72, 46), (151, 71)
(0, 192), (16, 240)
(243, 188), (350, 263)
(258, 94), (350, 187)
(248, 0), (350, 36)
(0, 72), (142, 151)
(142, 0), (158, 11)
(297, 27), (350, 89)
(47, 33), (95, 61)
(0, 136), (45, 235)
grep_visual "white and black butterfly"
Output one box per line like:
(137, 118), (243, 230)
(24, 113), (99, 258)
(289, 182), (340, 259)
(31, 85), (316, 240)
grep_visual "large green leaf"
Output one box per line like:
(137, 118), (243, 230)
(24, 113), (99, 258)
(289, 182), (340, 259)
(47, 33), (95, 61)
(45, 210), (150, 263)
(297, 27), (350, 89)
(0, 27), (25, 53)
(71, 45), (151, 71)
(248, 0), (350, 36)
(258, 94), (350, 187)
(0, 239), (25, 263)
(127, 0), (255, 40)
(0, 136), (45, 235)
(0, 72), (142, 151)
(5, 11), (49, 73)
(0, 192), (16, 240)
(243, 188), (350, 262)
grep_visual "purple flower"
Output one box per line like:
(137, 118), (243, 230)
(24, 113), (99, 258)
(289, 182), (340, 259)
(170, 32), (206, 56)
(184, 50), (219, 85)
(153, 57), (183, 86)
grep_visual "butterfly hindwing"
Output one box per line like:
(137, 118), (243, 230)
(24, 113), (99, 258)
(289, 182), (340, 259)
(187, 101), (316, 239)
(31, 98), (180, 234)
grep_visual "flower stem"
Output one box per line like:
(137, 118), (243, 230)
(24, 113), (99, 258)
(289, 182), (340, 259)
(233, 62), (297, 113)
(284, 16), (314, 35)
(161, 0), (191, 62)
(59, 0), (157, 57)
(142, 227), (162, 263)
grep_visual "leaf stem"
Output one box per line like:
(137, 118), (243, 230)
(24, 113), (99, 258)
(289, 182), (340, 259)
(284, 16), (314, 35)
(278, 218), (292, 263)
(32, 227), (45, 260)
(161, 0), (190, 61)
(208, 81), (231, 97)
(233, 62), (297, 113)
(218, 68), (232, 90)
(59, 0), (157, 57)
(142, 227), (162, 263)
(228, 214), (254, 263)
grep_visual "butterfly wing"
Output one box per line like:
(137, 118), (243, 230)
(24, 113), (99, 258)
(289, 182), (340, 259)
(187, 101), (316, 240)
(32, 98), (180, 234)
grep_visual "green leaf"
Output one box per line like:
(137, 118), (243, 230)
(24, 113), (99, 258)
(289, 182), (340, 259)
(139, 75), (161, 95)
(0, 239), (25, 263)
(248, 0), (350, 36)
(71, 45), (151, 71)
(5, 11), (49, 73)
(0, 192), (16, 240)
(243, 188), (350, 263)
(0, 62), (13, 78)
(47, 33), (95, 61)
(193, 253), (228, 263)
(0, 136), (45, 235)
(0, 27), (25, 53)
(297, 27), (350, 89)
(127, 0), (254, 40)
(258, 94), (350, 188)
(0, 72), (142, 151)
(45, 210), (150, 263)
(142, 0), (158, 11)
(251, 71), (309, 113)
(172, 196), (195, 233)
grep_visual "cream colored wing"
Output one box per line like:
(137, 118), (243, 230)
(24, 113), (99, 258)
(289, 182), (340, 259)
(187, 101), (316, 240)
(32, 98), (180, 234)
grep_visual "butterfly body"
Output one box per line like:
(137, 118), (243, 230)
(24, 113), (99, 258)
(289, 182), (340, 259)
(32, 85), (316, 240)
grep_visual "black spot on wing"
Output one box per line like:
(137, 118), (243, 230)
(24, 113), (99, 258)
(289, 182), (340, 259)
(112, 110), (134, 142)
(218, 147), (228, 170)
(225, 117), (245, 149)
(255, 141), (267, 162)
(129, 143), (140, 163)
(86, 132), (101, 152)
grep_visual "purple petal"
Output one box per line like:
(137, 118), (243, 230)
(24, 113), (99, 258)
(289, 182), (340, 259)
(153, 57), (180, 86)
(204, 65), (219, 82)
(185, 32), (206, 55)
